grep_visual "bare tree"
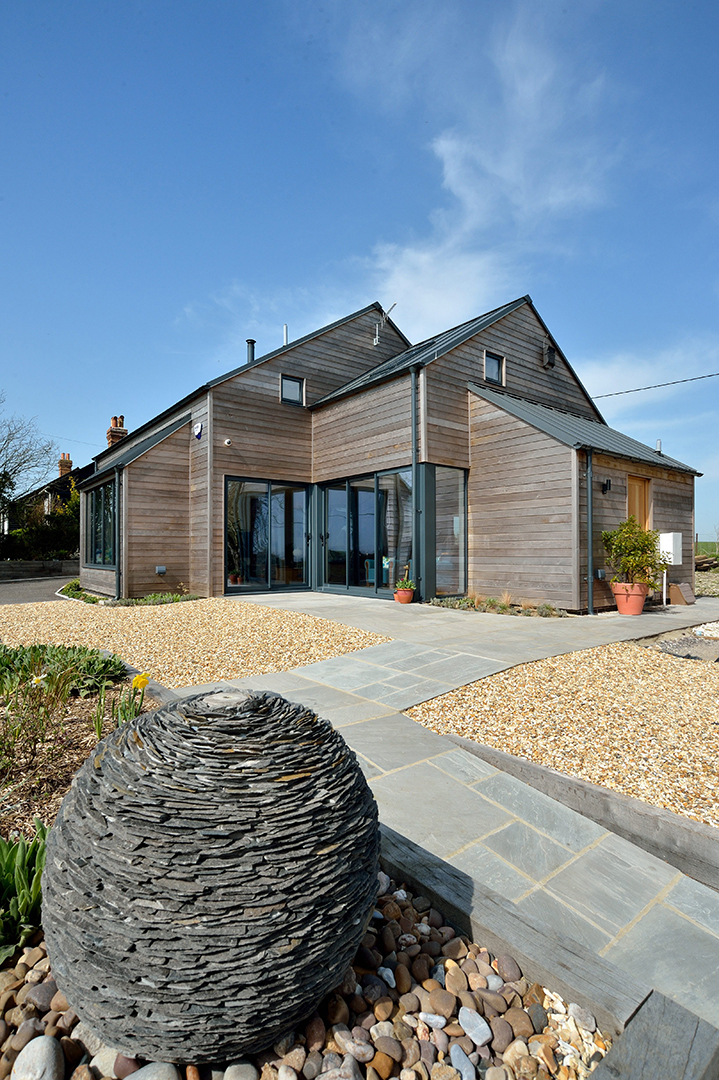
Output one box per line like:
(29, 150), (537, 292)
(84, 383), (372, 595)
(0, 392), (58, 511)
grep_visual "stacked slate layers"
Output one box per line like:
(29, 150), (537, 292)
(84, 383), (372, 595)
(42, 690), (380, 1063)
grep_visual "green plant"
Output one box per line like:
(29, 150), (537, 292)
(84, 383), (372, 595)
(0, 821), (47, 964)
(601, 516), (668, 588)
(108, 592), (200, 606)
(60, 578), (100, 603)
(394, 577), (415, 591)
(111, 672), (149, 727)
(93, 681), (107, 740)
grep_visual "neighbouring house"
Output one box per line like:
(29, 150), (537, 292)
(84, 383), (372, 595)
(2, 453), (94, 534)
(77, 297), (699, 611)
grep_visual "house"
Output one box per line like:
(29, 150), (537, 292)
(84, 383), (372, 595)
(78, 297), (699, 611)
(3, 453), (94, 534)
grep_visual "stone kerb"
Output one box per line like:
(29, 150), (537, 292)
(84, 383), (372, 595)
(41, 690), (381, 1063)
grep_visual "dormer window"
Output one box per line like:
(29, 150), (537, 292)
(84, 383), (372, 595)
(281, 375), (304, 405)
(484, 351), (504, 386)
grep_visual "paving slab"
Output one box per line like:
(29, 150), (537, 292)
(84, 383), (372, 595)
(176, 589), (719, 1031)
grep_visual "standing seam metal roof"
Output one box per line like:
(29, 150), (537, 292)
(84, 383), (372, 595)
(468, 383), (700, 475)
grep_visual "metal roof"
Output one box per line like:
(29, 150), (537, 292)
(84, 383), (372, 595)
(310, 296), (532, 408)
(468, 383), (701, 475)
(79, 414), (191, 487)
(309, 294), (602, 423)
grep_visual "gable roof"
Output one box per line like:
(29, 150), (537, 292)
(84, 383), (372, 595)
(310, 295), (602, 421)
(79, 414), (191, 487)
(469, 382), (700, 475)
(90, 302), (406, 471)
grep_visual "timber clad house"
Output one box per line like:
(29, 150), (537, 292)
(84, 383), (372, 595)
(79, 296), (699, 611)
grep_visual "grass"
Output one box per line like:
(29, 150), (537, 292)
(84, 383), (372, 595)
(60, 578), (200, 605)
(428, 594), (569, 617)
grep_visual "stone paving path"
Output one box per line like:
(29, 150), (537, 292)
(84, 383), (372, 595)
(175, 593), (719, 1028)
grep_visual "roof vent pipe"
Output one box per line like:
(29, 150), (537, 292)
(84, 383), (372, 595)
(246, 339), (256, 364)
(283, 324), (288, 346)
(656, 439), (662, 454)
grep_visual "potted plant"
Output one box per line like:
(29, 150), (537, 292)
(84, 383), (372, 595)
(601, 516), (668, 615)
(394, 574), (416, 604)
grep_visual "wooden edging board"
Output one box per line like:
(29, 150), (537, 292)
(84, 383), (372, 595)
(380, 825), (719, 1079)
(445, 733), (719, 894)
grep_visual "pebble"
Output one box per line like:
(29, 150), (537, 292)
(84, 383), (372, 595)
(525, 1004), (547, 1035)
(278, 1066), (297, 1080)
(71, 1021), (106, 1058)
(302, 1052), (323, 1079)
(373, 1038), (402, 1063)
(369, 1023), (394, 1042)
(457, 1010), (491, 1049)
(568, 1002), (596, 1032)
(428, 990), (455, 1020)
(376, 968), (395, 989)
(428, 1065), (459, 1080)
(447, 1045), (474, 1080)
(484, 976), (503, 993)
(484, 1069), (511, 1080)
(495, 957), (522, 984)
(501, 1039), (529, 1071)
(90, 1046), (120, 1078)
(127, 1067), (181, 1080)
(418, 1014), (446, 1030)
(10, 1036), (64, 1080)
(488, 1018), (513, 1055)
(503, 1008), (534, 1041)
(9, 1019), (45, 1053)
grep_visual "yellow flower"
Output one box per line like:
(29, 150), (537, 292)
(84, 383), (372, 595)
(132, 673), (150, 691)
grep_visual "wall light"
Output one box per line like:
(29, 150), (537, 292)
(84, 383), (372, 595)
(601, 479), (612, 494)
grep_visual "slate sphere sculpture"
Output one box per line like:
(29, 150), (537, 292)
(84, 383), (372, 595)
(42, 690), (380, 1063)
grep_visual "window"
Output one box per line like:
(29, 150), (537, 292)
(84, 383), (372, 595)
(85, 480), (116, 565)
(484, 351), (504, 385)
(225, 479), (308, 589)
(280, 375), (304, 405)
(435, 467), (467, 595)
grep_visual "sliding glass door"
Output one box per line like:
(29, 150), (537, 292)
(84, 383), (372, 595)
(226, 478), (308, 591)
(320, 469), (412, 594)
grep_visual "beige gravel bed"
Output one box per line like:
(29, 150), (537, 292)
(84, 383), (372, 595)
(0, 598), (389, 688)
(408, 641), (719, 830)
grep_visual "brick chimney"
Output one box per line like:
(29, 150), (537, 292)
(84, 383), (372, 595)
(106, 414), (128, 448)
(58, 453), (73, 477)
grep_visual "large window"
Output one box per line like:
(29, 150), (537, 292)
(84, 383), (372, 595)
(226, 479), (307, 590)
(322, 469), (412, 592)
(435, 466), (466, 595)
(85, 480), (116, 566)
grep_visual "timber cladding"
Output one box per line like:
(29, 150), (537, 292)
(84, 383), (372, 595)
(311, 375), (413, 483)
(581, 451), (695, 609)
(424, 304), (600, 470)
(124, 423), (191, 597)
(468, 395), (575, 607)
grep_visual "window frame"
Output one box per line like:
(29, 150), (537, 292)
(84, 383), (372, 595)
(280, 374), (305, 406)
(484, 350), (505, 386)
(84, 479), (116, 567)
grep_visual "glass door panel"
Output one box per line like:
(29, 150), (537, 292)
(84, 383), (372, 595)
(226, 481), (269, 588)
(325, 484), (347, 585)
(349, 477), (375, 587)
(271, 485), (307, 585)
(435, 467), (466, 595)
(378, 470), (412, 590)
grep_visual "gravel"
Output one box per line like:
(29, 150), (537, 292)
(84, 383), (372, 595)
(0, 599), (389, 688)
(408, 641), (719, 830)
(695, 570), (719, 597)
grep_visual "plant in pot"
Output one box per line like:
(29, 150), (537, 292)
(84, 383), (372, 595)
(394, 574), (416, 604)
(601, 516), (668, 615)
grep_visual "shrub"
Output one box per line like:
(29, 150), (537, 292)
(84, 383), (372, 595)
(0, 821), (47, 964)
(601, 516), (668, 588)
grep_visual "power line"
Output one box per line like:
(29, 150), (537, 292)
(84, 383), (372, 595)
(39, 432), (101, 447)
(594, 371), (719, 398)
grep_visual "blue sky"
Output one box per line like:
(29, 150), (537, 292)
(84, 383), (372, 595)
(3, 0), (719, 536)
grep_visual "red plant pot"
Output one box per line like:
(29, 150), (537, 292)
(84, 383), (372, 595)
(394, 589), (414, 604)
(611, 582), (649, 615)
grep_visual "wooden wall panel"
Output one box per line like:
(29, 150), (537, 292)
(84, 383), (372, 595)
(311, 376), (413, 483)
(579, 451), (695, 609)
(424, 303), (599, 469)
(124, 424), (191, 597)
(79, 566), (116, 596)
(468, 395), (575, 607)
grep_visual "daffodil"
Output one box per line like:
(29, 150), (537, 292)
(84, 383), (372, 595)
(132, 672), (150, 691)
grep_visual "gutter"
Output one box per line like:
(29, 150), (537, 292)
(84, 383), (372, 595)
(411, 365), (420, 598)
(586, 448), (594, 615)
(114, 465), (123, 600)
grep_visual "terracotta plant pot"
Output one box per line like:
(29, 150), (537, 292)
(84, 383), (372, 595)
(229, 574), (239, 585)
(611, 582), (648, 615)
(394, 589), (414, 604)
